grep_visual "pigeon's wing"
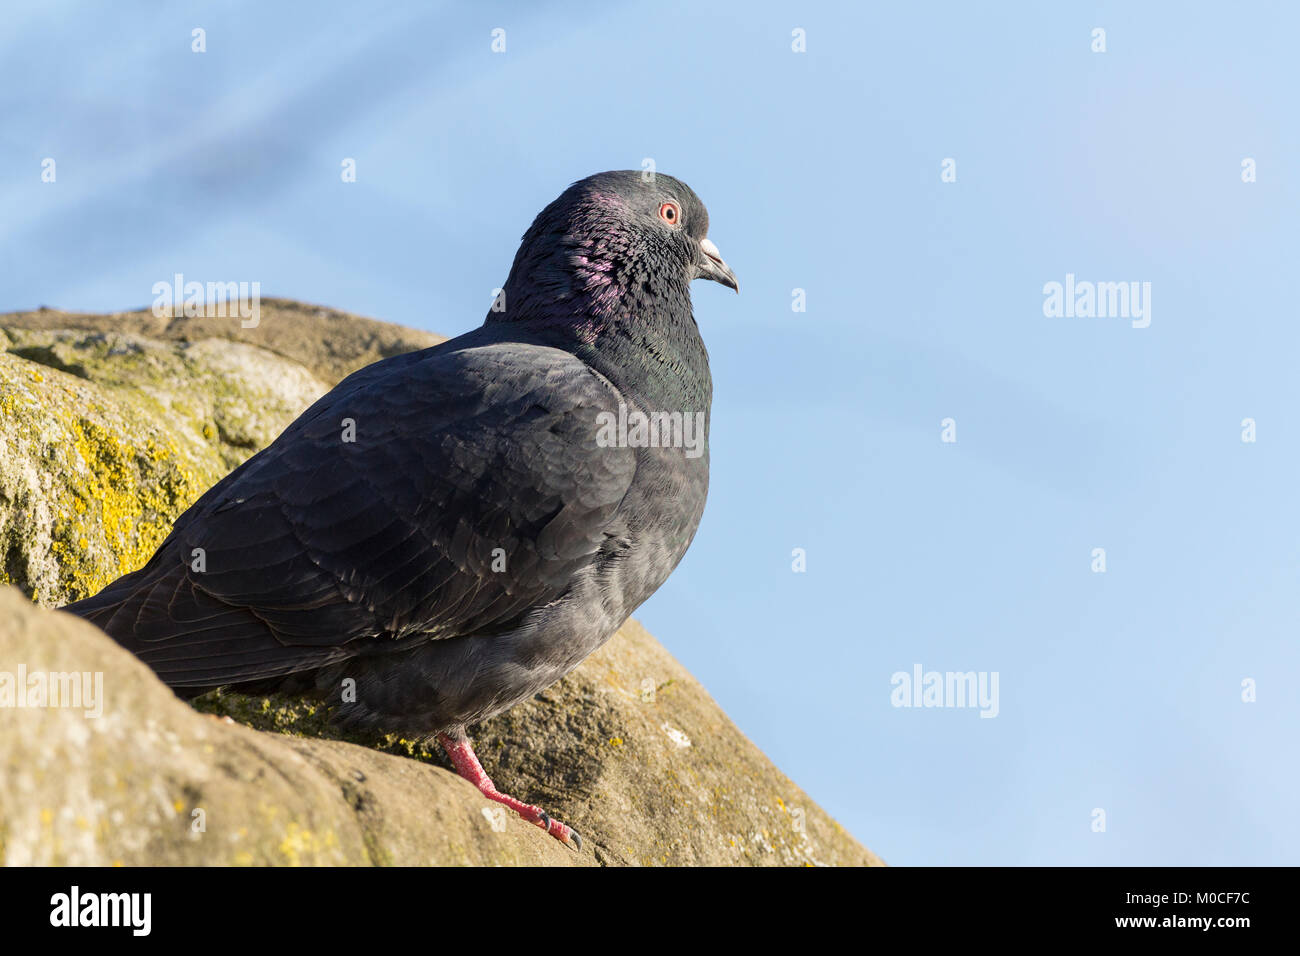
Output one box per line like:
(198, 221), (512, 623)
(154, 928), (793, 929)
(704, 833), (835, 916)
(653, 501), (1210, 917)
(67, 340), (637, 687)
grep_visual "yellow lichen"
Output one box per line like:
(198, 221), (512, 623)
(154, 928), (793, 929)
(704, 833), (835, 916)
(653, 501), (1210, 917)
(50, 410), (212, 599)
(277, 822), (337, 866)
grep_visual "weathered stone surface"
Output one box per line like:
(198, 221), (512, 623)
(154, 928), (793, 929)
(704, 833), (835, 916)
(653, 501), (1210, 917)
(1, 298), (446, 384)
(0, 329), (325, 607)
(0, 303), (880, 866)
(0, 587), (583, 866)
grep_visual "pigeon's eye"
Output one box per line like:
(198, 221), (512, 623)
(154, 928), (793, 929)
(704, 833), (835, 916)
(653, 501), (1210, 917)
(658, 201), (681, 226)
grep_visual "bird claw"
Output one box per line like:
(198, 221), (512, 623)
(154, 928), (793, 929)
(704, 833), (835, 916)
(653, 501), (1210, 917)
(537, 812), (582, 850)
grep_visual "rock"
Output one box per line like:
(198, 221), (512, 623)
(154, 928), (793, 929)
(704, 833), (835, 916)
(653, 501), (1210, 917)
(0, 587), (581, 866)
(2, 298), (446, 385)
(3, 329), (328, 460)
(0, 330), (325, 607)
(0, 303), (880, 866)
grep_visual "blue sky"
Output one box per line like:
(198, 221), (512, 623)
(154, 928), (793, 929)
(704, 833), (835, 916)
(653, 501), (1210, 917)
(3, 1), (1297, 865)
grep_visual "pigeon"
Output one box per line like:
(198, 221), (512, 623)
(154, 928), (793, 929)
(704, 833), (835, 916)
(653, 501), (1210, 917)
(63, 170), (737, 848)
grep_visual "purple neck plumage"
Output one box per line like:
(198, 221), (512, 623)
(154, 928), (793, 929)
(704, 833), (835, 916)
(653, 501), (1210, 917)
(486, 204), (711, 410)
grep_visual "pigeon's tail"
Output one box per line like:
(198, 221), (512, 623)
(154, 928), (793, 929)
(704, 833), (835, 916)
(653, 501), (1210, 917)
(61, 544), (345, 697)
(62, 545), (172, 634)
(63, 552), (210, 699)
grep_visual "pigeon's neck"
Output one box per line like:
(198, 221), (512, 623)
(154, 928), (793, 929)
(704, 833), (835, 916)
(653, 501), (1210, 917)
(489, 259), (712, 413)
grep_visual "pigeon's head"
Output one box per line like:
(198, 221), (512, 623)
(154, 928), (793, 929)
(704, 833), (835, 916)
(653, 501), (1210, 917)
(497, 171), (737, 327)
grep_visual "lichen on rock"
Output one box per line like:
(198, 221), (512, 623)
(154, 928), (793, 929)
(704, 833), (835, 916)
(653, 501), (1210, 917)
(1, 350), (215, 605)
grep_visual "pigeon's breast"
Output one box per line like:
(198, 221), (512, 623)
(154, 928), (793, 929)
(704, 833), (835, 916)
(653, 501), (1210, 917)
(601, 342), (713, 613)
(601, 432), (710, 619)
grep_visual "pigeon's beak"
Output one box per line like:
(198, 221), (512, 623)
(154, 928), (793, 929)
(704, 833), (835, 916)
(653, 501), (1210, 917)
(696, 238), (739, 293)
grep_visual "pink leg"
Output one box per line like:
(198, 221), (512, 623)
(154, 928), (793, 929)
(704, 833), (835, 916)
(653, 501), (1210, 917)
(437, 732), (582, 850)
